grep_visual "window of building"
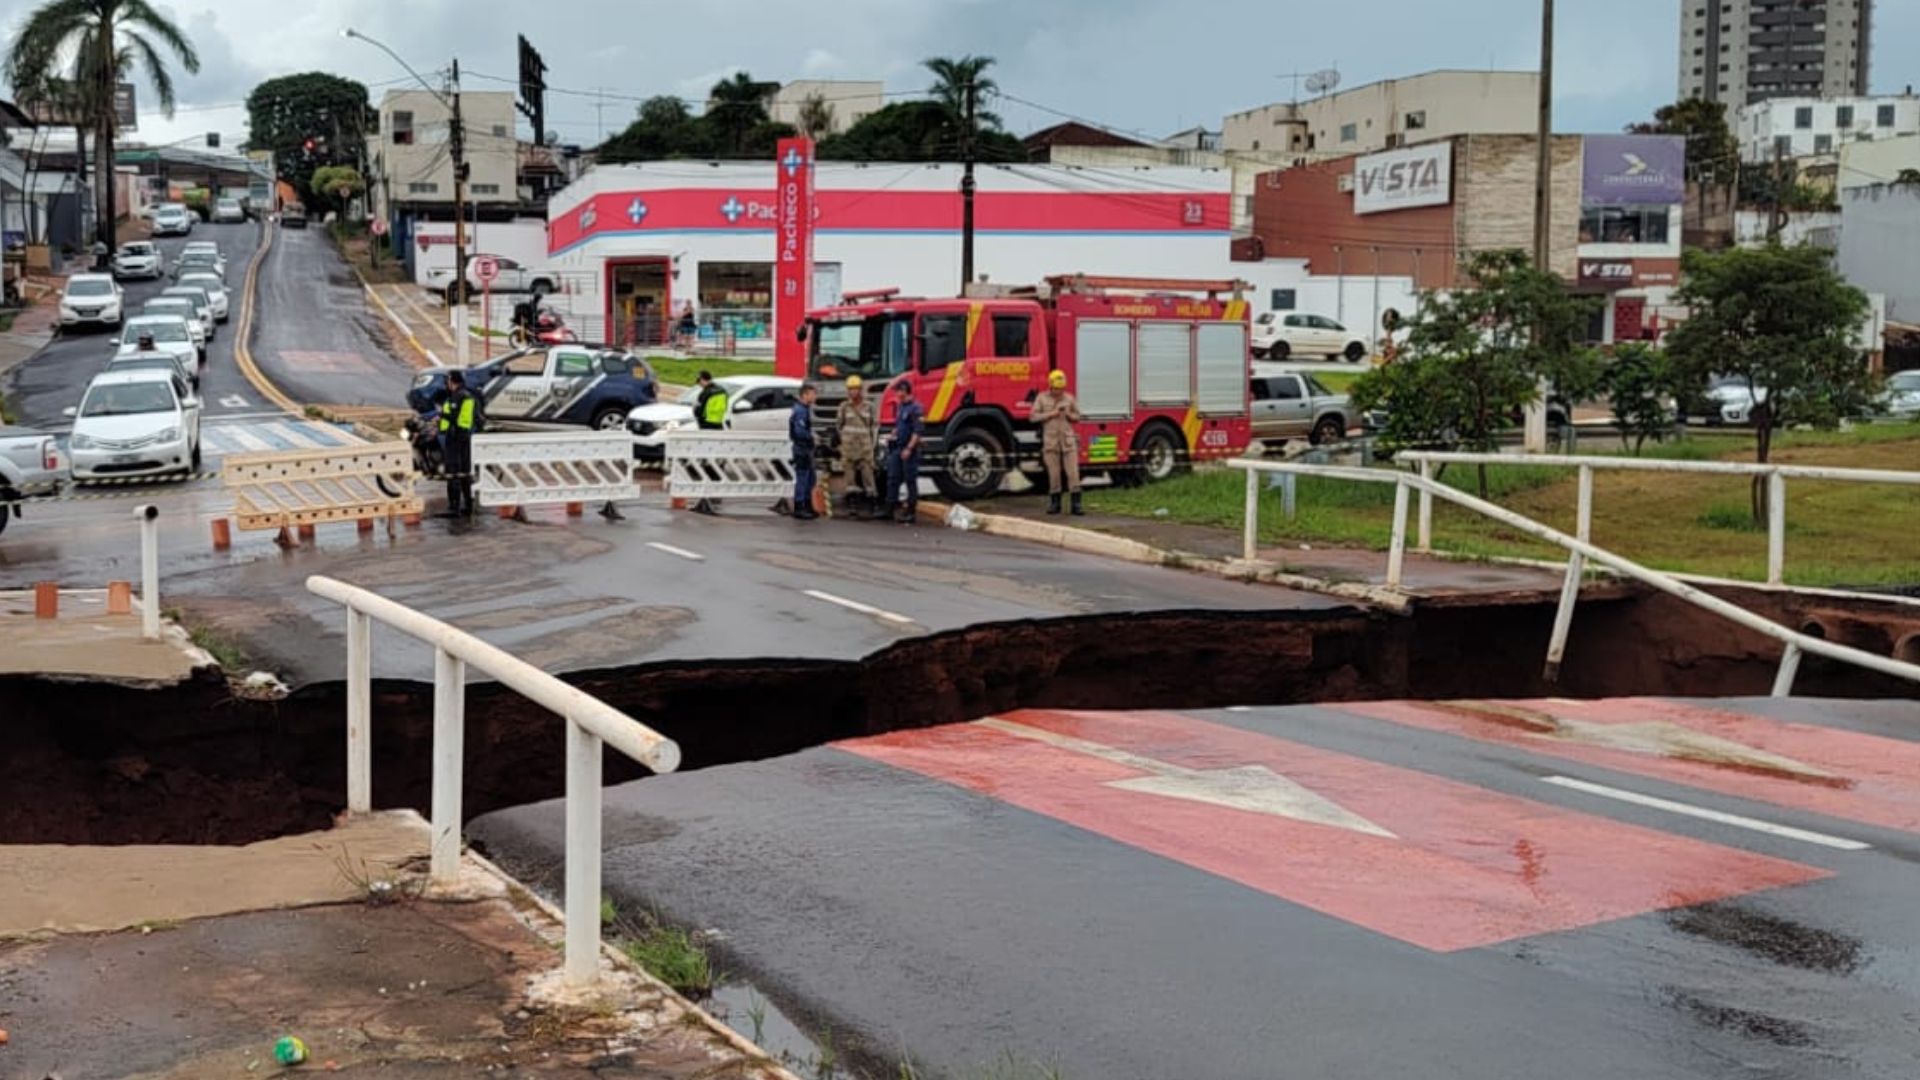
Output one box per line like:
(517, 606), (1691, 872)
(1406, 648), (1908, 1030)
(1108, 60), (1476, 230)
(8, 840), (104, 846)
(1837, 105), (1854, 126)
(1269, 289), (1296, 310)
(1694, 47), (1705, 55)
(392, 110), (414, 145)
(992, 314), (1031, 358)
(1404, 110), (1426, 130)
(1814, 134), (1833, 153)
(1694, 67), (1704, 76)
(469, 183), (499, 195)
(1339, 122), (1357, 143)
(1794, 106), (1814, 128)
(695, 262), (773, 340)
(1774, 134), (1793, 155)
(1878, 104), (1896, 127)
(408, 182), (439, 194)
(491, 124), (508, 138)
(1578, 205), (1671, 245)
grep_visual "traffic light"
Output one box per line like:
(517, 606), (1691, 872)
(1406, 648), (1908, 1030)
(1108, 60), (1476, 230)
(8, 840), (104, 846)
(303, 137), (315, 153)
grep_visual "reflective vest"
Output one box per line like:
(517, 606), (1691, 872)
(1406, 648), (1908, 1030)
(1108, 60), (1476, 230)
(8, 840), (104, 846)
(439, 393), (476, 434)
(701, 389), (729, 426)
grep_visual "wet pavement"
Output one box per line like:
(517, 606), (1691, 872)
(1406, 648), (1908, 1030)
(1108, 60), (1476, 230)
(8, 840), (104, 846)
(251, 225), (421, 408)
(473, 696), (1920, 1080)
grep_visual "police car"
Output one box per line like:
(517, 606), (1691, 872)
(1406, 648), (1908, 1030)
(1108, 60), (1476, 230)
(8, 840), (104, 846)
(406, 344), (659, 430)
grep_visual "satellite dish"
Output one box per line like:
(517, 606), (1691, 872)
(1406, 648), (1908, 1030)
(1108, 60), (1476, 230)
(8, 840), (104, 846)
(1305, 69), (1342, 97)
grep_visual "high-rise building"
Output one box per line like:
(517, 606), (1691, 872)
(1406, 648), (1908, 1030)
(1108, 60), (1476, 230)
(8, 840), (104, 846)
(1679, 0), (1872, 105)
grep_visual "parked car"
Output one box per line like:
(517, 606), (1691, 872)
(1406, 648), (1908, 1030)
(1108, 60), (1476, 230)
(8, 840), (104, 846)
(162, 285), (218, 340)
(404, 345), (659, 432)
(626, 375), (802, 460)
(117, 315), (203, 382)
(65, 369), (203, 480)
(281, 205), (308, 229)
(1684, 375), (1769, 426)
(107, 347), (200, 392)
(179, 241), (227, 277)
(425, 255), (560, 305)
(111, 241), (163, 280)
(153, 204), (194, 237)
(171, 250), (224, 282)
(137, 301), (207, 358)
(1252, 312), (1372, 362)
(58, 273), (124, 331)
(212, 197), (246, 224)
(1249, 366), (1353, 446)
(177, 271), (231, 322)
(1875, 370), (1920, 420)
(0, 426), (65, 537)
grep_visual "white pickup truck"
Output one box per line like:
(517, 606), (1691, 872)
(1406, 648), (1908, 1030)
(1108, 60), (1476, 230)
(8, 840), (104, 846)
(424, 255), (559, 305)
(0, 426), (65, 537)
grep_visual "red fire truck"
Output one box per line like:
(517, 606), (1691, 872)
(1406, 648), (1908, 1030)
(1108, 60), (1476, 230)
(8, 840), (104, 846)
(804, 275), (1254, 500)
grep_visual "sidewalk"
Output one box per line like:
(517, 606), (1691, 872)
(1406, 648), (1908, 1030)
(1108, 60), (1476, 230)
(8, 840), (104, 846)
(0, 294), (58, 387)
(0, 811), (792, 1079)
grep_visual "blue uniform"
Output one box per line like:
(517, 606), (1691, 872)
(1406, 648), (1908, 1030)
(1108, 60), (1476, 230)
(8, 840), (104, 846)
(885, 397), (925, 516)
(790, 400), (817, 515)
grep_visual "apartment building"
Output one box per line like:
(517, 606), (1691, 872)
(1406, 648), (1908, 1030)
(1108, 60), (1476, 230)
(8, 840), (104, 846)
(1679, 0), (1872, 105)
(1738, 94), (1920, 161)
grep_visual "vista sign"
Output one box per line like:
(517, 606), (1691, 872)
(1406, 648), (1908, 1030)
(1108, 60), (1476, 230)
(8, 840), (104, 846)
(1352, 141), (1452, 216)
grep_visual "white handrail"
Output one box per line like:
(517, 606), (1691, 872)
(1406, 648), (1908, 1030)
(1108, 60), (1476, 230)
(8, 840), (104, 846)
(306, 574), (681, 988)
(1394, 450), (1920, 586)
(1227, 460), (1920, 697)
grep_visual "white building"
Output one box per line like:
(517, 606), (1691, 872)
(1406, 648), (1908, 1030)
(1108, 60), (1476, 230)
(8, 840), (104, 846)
(766, 81), (884, 136)
(1680, 0), (1872, 105)
(1839, 182), (1920, 325)
(1223, 70), (1539, 156)
(367, 88), (519, 220)
(1737, 94), (1920, 162)
(1838, 132), (1920, 190)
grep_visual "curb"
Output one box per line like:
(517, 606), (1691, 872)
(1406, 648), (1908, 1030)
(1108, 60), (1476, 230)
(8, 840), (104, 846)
(230, 223), (302, 415)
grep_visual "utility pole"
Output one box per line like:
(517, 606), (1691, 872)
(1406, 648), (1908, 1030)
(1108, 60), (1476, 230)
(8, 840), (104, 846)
(1524, 0), (1556, 454)
(960, 79), (977, 292)
(450, 58), (471, 365)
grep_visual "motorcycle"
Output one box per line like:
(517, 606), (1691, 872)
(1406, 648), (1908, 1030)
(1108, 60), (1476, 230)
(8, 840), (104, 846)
(405, 409), (444, 478)
(509, 302), (578, 348)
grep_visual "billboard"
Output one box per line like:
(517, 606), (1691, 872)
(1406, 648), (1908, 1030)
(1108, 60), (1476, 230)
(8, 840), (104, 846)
(1582, 135), (1684, 205)
(1352, 141), (1452, 216)
(772, 136), (816, 378)
(17, 81), (136, 129)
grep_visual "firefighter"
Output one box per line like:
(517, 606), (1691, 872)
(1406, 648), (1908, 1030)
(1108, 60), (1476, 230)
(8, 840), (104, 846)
(691, 371), (726, 515)
(884, 379), (925, 523)
(836, 375), (878, 512)
(439, 370), (478, 518)
(1031, 369), (1085, 515)
(788, 382), (820, 521)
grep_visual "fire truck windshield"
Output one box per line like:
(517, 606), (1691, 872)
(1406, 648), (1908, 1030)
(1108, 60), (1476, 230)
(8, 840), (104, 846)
(809, 315), (912, 383)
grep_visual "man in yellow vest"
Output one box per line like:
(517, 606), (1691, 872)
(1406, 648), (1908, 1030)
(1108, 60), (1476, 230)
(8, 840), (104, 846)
(1031, 369), (1084, 515)
(690, 371), (727, 515)
(438, 370), (479, 517)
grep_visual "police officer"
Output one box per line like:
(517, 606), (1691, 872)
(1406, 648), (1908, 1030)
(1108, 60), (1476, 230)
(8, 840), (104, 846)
(1031, 369), (1085, 515)
(884, 379), (925, 523)
(690, 371), (726, 515)
(439, 370), (479, 517)
(788, 382), (820, 521)
(836, 375), (878, 512)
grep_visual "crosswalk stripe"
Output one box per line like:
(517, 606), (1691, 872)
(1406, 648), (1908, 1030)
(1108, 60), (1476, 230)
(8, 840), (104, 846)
(200, 419), (367, 457)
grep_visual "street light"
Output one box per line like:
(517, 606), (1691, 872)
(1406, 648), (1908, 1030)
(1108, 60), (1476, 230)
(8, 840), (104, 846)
(342, 26), (471, 364)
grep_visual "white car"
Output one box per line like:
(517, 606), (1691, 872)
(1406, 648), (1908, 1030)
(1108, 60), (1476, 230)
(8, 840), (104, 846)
(58, 273), (124, 330)
(139, 299), (208, 357)
(180, 241), (227, 277)
(1692, 376), (1769, 426)
(66, 369), (203, 480)
(177, 271), (231, 322)
(111, 241), (163, 280)
(425, 255), (560, 304)
(212, 198), (245, 223)
(1252, 311), (1372, 363)
(626, 375), (801, 460)
(1875, 370), (1920, 419)
(116, 316), (202, 383)
(162, 285), (218, 340)
(153, 204), (194, 237)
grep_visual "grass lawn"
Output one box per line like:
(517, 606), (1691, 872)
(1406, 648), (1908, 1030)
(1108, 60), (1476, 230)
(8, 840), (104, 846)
(1086, 421), (1920, 589)
(1310, 370), (1362, 394)
(644, 355), (774, 386)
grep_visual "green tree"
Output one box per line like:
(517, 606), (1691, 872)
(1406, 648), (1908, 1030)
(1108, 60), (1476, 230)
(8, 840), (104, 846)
(1627, 98), (1738, 185)
(1351, 249), (1600, 495)
(244, 73), (370, 210)
(309, 164), (364, 214)
(817, 100), (1024, 163)
(598, 95), (709, 161)
(706, 71), (774, 155)
(1598, 342), (1688, 454)
(1666, 244), (1872, 481)
(5, 0), (201, 248)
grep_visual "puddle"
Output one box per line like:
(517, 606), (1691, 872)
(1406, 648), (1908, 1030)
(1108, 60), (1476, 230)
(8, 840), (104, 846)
(709, 980), (849, 1077)
(1665, 903), (1865, 975)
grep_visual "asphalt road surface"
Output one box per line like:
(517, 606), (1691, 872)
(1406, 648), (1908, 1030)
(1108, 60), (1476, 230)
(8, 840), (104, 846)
(250, 222), (417, 408)
(474, 696), (1920, 1080)
(2, 221), (266, 430)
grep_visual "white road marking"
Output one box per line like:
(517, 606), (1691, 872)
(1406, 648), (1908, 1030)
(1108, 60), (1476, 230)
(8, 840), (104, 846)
(979, 717), (1397, 837)
(803, 588), (917, 626)
(1540, 776), (1870, 851)
(218, 394), (251, 409)
(645, 541), (706, 562)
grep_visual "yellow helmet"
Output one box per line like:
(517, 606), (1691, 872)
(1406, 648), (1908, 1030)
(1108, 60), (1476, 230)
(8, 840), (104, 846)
(845, 375), (863, 389)
(1048, 370), (1067, 388)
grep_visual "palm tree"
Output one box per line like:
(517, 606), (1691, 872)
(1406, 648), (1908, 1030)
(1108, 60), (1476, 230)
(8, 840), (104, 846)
(5, 0), (200, 249)
(923, 55), (1002, 133)
(706, 70), (772, 155)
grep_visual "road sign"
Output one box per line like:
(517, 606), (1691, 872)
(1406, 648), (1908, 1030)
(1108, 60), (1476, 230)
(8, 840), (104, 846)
(473, 255), (500, 285)
(369, 218), (388, 237)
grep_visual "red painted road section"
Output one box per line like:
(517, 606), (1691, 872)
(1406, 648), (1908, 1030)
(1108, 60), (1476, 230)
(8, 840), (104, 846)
(1341, 698), (1920, 834)
(840, 709), (1825, 952)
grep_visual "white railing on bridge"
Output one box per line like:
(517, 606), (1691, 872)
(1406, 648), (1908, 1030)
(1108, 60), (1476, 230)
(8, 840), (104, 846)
(307, 574), (681, 988)
(1226, 459), (1920, 698)
(1395, 450), (1920, 588)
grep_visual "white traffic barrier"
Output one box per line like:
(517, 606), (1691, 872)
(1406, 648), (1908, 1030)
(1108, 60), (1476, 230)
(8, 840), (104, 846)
(664, 431), (796, 498)
(472, 431), (639, 508)
(224, 442), (422, 531)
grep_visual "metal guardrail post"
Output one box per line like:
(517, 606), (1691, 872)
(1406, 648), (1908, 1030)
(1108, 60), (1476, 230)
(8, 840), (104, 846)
(1242, 467), (1259, 564)
(1767, 470), (1786, 586)
(1772, 643), (1802, 698)
(1543, 463), (1595, 682)
(1386, 477), (1410, 589)
(135, 504), (160, 641)
(1575, 464), (1594, 544)
(430, 647), (467, 884)
(564, 719), (604, 987)
(1416, 461), (1433, 552)
(346, 608), (372, 814)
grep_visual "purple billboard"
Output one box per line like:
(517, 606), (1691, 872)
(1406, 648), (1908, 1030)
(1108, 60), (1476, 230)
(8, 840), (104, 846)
(1581, 135), (1685, 205)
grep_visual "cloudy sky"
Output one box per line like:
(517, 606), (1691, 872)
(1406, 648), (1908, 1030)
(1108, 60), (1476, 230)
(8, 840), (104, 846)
(3, 0), (1916, 152)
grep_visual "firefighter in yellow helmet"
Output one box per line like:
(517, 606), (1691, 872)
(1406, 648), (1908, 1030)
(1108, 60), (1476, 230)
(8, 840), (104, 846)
(836, 374), (878, 511)
(1031, 368), (1085, 515)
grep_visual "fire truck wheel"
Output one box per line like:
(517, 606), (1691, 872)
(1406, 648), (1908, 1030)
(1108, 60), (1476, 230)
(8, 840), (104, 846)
(932, 427), (1006, 501)
(1131, 424), (1186, 484)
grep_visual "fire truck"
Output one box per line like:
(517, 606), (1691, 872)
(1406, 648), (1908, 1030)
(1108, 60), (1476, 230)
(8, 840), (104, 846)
(803, 275), (1254, 501)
